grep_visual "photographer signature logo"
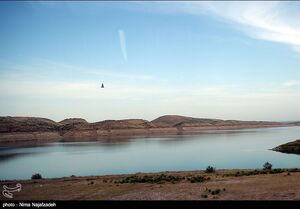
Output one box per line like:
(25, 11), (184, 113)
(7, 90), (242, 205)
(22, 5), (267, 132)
(2, 183), (22, 198)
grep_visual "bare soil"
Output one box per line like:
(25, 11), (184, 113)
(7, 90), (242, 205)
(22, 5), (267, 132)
(1, 169), (299, 200)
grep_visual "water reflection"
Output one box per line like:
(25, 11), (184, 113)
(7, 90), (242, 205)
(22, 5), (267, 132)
(0, 152), (39, 162)
(0, 127), (299, 180)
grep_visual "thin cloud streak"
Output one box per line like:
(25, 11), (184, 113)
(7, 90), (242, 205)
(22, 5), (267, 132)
(118, 29), (128, 62)
(152, 1), (300, 55)
(196, 2), (300, 54)
(282, 80), (300, 87)
(0, 58), (154, 82)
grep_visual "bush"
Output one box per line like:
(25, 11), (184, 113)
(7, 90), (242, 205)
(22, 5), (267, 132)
(31, 173), (42, 180)
(263, 162), (272, 170)
(201, 194), (208, 198)
(187, 175), (207, 183)
(117, 174), (184, 184)
(211, 189), (221, 195)
(206, 166), (215, 173)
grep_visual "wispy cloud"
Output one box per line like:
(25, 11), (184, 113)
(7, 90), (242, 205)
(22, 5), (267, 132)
(282, 80), (300, 87)
(150, 1), (300, 55)
(0, 80), (170, 100)
(118, 29), (128, 62)
(0, 58), (154, 82)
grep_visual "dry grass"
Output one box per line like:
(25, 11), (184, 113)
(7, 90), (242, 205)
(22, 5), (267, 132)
(1, 169), (300, 200)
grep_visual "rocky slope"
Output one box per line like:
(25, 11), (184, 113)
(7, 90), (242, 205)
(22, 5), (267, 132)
(151, 115), (282, 128)
(272, 140), (300, 154)
(0, 117), (59, 133)
(289, 121), (300, 126)
(0, 115), (295, 144)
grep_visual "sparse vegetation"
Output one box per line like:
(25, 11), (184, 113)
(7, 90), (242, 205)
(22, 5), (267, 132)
(206, 166), (216, 173)
(201, 194), (208, 198)
(202, 188), (223, 198)
(116, 174), (184, 184)
(263, 162), (272, 170)
(31, 173), (42, 180)
(115, 174), (210, 184)
(223, 168), (300, 177)
(211, 188), (221, 195)
(6, 168), (300, 200)
(187, 175), (209, 183)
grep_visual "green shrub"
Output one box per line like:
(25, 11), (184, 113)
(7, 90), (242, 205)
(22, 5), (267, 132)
(187, 175), (208, 183)
(201, 194), (208, 198)
(118, 174), (184, 184)
(287, 168), (300, 172)
(263, 162), (272, 170)
(224, 167), (300, 178)
(206, 166), (215, 173)
(211, 189), (221, 195)
(31, 173), (42, 180)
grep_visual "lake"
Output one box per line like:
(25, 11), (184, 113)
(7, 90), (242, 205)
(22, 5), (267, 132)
(0, 126), (300, 180)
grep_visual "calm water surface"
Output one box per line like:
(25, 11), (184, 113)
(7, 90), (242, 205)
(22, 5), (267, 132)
(0, 127), (300, 180)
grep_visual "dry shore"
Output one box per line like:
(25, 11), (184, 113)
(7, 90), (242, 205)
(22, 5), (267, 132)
(0, 124), (293, 147)
(1, 169), (300, 200)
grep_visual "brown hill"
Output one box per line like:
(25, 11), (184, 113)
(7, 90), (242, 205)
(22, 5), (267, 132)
(59, 118), (88, 125)
(0, 115), (287, 134)
(289, 121), (300, 126)
(0, 116), (59, 133)
(151, 115), (282, 128)
(0, 115), (293, 144)
(58, 118), (89, 133)
(90, 119), (156, 130)
(151, 115), (220, 127)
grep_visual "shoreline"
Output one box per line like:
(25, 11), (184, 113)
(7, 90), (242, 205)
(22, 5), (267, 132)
(272, 139), (300, 155)
(0, 124), (295, 147)
(1, 168), (300, 200)
(1, 115), (297, 146)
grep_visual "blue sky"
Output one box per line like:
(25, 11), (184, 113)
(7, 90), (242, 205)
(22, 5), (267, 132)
(0, 1), (300, 122)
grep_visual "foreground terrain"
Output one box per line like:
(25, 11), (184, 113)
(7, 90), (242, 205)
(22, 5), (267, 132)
(1, 169), (300, 200)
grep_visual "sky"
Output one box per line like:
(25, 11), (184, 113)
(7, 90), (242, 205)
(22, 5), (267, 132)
(0, 1), (300, 122)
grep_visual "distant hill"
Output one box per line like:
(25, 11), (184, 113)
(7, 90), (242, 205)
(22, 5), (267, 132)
(59, 118), (88, 125)
(91, 119), (156, 130)
(151, 115), (281, 128)
(0, 115), (296, 144)
(289, 121), (300, 125)
(151, 115), (223, 127)
(0, 116), (59, 133)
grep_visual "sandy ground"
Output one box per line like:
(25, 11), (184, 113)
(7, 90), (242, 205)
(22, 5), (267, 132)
(1, 169), (300, 200)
